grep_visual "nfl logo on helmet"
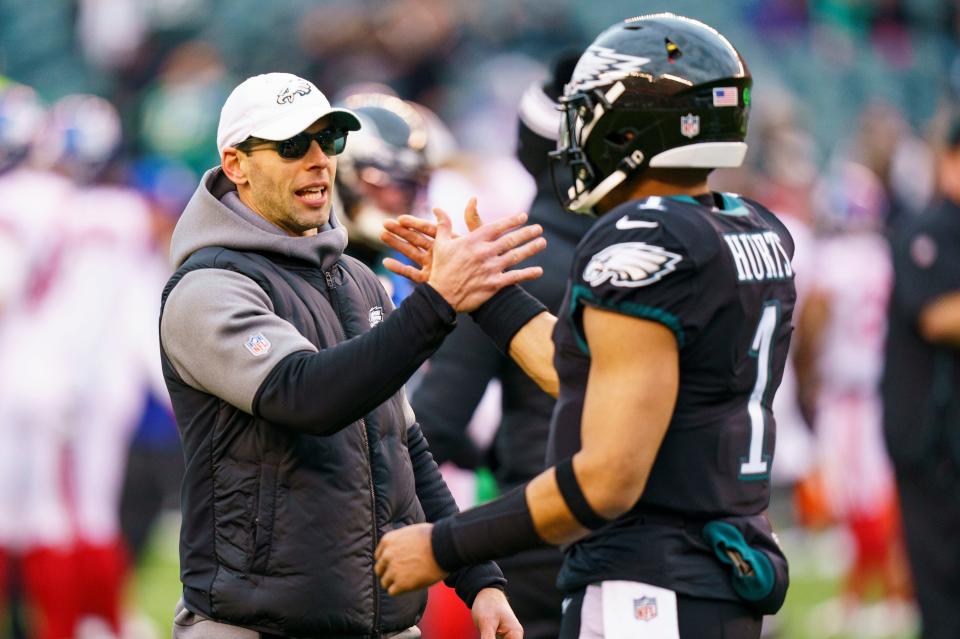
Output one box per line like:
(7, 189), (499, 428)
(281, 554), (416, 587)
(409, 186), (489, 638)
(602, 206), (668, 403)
(680, 113), (700, 139)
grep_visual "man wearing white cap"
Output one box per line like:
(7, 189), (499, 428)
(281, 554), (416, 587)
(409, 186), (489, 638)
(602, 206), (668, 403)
(160, 73), (541, 638)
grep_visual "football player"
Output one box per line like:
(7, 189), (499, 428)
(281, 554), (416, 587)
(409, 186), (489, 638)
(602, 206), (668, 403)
(375, 14), (796, 638)
(335, 89), (455, 305)
(2, 94), (159, 639)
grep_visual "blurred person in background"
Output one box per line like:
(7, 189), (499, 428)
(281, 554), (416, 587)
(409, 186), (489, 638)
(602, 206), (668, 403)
(411, 53), (588, 639)
(119, 160), (187, 568)
(0, 76), (60, 639)
(0, 77), (48, 317)
(0, 91), (162, 639)
(793, 161), (914, 637)
(161, 72), (537, 639)
(882, 116), (960, 639)
(852, 103), (936, 230)
(137, 40), (230, 180)
(335, 88), (455, 306)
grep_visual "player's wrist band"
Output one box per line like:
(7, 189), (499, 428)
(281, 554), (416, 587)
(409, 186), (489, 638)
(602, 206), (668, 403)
(554, 457), (609, 530)
(470, 285), (547, 353)
(431, 486), (543, 573)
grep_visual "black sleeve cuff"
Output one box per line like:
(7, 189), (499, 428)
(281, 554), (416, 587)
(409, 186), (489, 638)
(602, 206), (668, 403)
(443, 562), (507, 608)
(416, 283), (457, 326)
(469, 285), (547, 352)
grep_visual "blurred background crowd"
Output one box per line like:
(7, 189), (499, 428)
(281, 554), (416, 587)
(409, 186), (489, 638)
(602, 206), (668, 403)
(1, 0), (959, 638)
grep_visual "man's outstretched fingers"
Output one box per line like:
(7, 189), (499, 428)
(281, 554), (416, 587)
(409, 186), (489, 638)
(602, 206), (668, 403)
(382, 257), (428, 283)
(476, 212), (529, 240)
(383, 219), (433, 251)
(501, 266), (544, 286)
(433, 207), (454, 240)
(496, 237), (547, 271)
(380, 226), (431, 258)
(465, 196), (483, 232)
(492, 225), (543, 256)
(396, 214), (438, 238)
(380, 233), (427, 267)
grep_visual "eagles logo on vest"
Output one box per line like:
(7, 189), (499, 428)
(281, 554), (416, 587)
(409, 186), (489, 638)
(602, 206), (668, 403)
(583, 242), (682, 288)
(276, 80), (312, 105)
(368, 306), (384, 327)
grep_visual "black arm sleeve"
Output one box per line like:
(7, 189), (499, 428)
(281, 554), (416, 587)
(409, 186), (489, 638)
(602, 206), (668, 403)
(252, 284), (456, 434)
(411, 316), (502, 469)
(407, 423), (506, 606)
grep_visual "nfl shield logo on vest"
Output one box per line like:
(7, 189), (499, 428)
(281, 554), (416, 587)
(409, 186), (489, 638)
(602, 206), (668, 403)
(634, 596), (658, 621)
(680, 113), (700, 139)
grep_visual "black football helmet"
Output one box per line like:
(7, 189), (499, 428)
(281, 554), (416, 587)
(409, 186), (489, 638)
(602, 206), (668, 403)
(552, 13), (752, 214)
(333, 90), (455, 252)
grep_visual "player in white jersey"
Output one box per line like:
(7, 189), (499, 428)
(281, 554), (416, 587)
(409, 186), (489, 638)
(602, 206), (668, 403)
(0, 92), (163, 639)
(0, 79), (81, 636)
(797, 161), (911, 632)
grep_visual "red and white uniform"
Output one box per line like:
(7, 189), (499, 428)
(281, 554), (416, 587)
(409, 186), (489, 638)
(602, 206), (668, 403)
(0, 171), (165, 639)
(810, 232), (893, 519)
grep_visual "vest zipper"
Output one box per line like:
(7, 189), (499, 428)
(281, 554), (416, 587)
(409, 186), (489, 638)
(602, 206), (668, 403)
(323, 267), (381, 635)
(359, 416), (381, 635)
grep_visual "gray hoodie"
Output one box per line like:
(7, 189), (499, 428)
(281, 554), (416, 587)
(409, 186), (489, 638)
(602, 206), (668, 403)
(162, 168), (344, 413)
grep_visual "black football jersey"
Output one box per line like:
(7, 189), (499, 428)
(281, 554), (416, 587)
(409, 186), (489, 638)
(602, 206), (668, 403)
(547, 193), (796, 597)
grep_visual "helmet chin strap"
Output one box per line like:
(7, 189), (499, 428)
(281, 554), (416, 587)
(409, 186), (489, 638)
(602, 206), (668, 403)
(567, 168), (628, 215)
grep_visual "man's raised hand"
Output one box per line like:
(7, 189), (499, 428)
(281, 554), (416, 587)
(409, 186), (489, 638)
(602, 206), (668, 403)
(381, 197), (545, 313)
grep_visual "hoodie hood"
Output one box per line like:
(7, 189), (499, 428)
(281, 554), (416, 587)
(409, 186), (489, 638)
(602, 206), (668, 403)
(170, 167), (348, 270)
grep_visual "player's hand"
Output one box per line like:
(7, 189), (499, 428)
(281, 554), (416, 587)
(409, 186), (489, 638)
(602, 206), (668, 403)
(380, 197), (545, 312)
(380, 195), (485, 266)
(471, 588), (524, 639)
(380, 196), (483, 274)
(374, 523), (448, 595)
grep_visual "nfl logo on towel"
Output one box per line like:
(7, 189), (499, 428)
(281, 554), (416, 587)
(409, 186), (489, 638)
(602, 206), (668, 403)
(634, 596), (658, 621)
(680, 114), (699, 139)
(368, 306), (384, 327)
(712, 87), (738, 107)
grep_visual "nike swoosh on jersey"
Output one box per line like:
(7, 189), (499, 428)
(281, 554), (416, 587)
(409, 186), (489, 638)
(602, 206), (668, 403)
(615, 216), (660, 230)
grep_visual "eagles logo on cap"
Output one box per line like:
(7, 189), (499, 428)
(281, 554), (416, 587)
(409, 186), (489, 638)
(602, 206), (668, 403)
(277, 80), (312, 105)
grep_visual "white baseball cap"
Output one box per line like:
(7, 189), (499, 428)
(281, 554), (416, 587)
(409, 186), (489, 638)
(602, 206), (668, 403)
(216, 72), (361, 154)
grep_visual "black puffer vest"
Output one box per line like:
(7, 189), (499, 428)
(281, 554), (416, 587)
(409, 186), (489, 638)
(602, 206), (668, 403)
(160, 246), (427, 638)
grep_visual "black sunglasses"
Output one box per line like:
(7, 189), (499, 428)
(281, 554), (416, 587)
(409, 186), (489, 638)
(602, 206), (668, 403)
(238, 128), (349, 159)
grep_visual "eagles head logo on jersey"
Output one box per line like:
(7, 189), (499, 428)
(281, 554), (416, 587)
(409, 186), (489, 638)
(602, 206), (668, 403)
(276, 80), (312, 105)
(583, 242), (682, 288)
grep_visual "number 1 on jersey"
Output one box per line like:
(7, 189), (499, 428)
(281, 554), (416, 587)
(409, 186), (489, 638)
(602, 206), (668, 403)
(739, 301), (779, 479)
